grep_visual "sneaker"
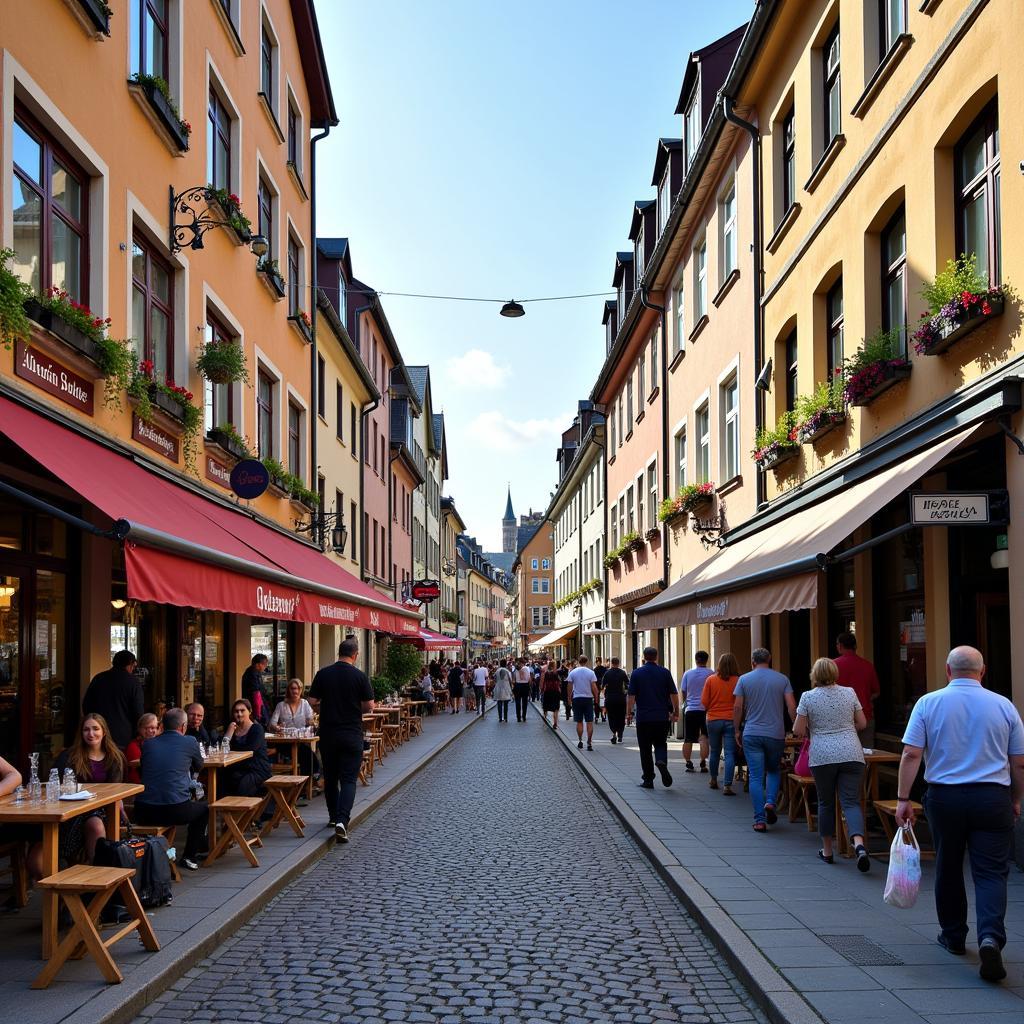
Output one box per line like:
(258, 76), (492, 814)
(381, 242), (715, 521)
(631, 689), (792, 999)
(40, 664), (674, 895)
(979, 937), (1006, 982)
(684, 761), (695, 773)
(855, 844), (871, 873)
(699, 761), (708, 773)
(578, 740), (584, 749)
(639, 781), (655, 789)
(610, 735), (617, 745)
(334, 823), (349, 844)
(181, 858), (200, 871)
(764, 803), (778, 825)
(586, 743), (593, 751)
(657, 762), (673, 787)
(937, 933), (966, 956)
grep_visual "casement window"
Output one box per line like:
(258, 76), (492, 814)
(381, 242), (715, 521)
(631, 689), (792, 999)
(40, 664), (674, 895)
(881, 206), (907, 353)
(287, 234), (301, 315)
(638, 357), (645, 406)
(260, 22), (275, 108)
(258, 176), (275, 259)
(785, 331), (799, 412)
(370, 420), (378, 470)
(618, 497), (625, 545)
(823, 22), (841, 148)
(658, 169), (671, 235)
(542, 607), (550, 627)
(650, 330), (658, 390)
(647, 464), (658, 531)
(335, 382), (343, 440)
(531, 558), (538, 570)
(616, 279), (625, 319)
(540, 579), (550, 594)
(531, 607), (541, 628)
(672, 278), (685, 355)
(827, 279), (844, 377)
(542, 558), (550, 569)
(207, 87), (232, 192)
(955, 101), (1001, 286)
(720, 184), (738, 281)
(11, 110), (89, 301)
(879, 0), (907, 60)
(136, 0), (170, 80)
(636, 224), (645, 282)
(350, 500), (358, 559)
(637, 474), (644, 535)
(257, 369), (275, 458)
(131, 235), (174, 379)
(720, 374), (739, 481)
(694, 239), (708, 321)
(684, 86), (700, 170)
(287, 102), (299, 167)
(782, 108), (796, 213)
(675, 429), (687, 490)
(610, 402), (617, 450)
(626, 487), (635, 533)
(626, 379), (633, 435)
(696, 404), (710, 483)
(203, 312), (234, 432)
(350, 403), (358, 459)
(531, 578), (539, 594)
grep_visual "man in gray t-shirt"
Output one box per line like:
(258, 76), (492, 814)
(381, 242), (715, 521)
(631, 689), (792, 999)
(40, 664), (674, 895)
(734, 649), (796, 830)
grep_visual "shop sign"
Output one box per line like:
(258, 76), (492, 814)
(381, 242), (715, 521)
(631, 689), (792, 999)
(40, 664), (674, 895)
(14, 340), (93, 414)
(910, 491), (1004, 525)
(205, 455), (231, 488)
(696, 597), (728, 622)
(132, 414), (179, 462)
(230, 458), (270, 499)
(410, 579), (441, 603)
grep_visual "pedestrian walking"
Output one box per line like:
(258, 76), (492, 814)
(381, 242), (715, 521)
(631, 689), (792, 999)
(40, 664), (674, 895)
(896, 646), (1024, 982)
(512, 660), (532, 721)
(309, 637), (374, 844)
(529, 660), (540, 703)
(81, 649), (144, 750)
(447, 661), (464, 714)
(602, 657), (629, 743)
(559, 660), (572, 722)
(241, 653), (272, 728)
(471, 661), (490, 716)
(834, 632), (881, 747)
(680, 651), (713, 773)
(541, 662), (563, 730)
(792, 658), (869, 870)
(702, 652), (740, 795)
(492, 660), (513, 723)
(627, 647), (679, 789)
(733, 648), (795, 832)
(463, 663), (476, 713)
(568, 655), (599, 751)
(594, 657), (608, 722)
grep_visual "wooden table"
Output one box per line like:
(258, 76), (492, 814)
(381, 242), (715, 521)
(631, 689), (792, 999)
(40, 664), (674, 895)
(202, 751), (253, 842)
(266, 734), (319, 799)
(375, 705), (405, 751)
(0, 782), (143, 959)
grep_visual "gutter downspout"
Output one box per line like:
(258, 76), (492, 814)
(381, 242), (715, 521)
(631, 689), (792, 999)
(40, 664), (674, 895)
(722, 94), (766, 510)
(309, 124), (331, 536)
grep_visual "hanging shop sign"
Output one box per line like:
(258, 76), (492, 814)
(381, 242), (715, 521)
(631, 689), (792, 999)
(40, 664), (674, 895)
(230, 458), (270, 499)
(910, 490), (1009, 526)
(132, 414), (179, 462)
(14, 341), (94, 414)
(410, 579), (441, 603)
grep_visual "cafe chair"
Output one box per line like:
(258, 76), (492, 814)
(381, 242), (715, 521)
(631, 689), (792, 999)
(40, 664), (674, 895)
(786, 774), (817, 832)
(258, 776), (308, 838)
(205, 797), (264, 867)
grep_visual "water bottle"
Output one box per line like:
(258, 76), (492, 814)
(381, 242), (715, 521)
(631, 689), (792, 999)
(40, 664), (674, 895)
(46, 768), (60, 803)
(62, 768), (76, 795)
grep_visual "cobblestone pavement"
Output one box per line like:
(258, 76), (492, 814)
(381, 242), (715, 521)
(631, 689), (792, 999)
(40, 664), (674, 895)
(135, 716), (769, 1024)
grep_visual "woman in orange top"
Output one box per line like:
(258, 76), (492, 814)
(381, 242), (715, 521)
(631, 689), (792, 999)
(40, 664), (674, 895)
(702, 653), (740, 795)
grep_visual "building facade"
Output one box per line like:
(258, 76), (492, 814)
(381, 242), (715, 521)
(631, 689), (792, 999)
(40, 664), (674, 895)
(440, 496), (465, 639)
(514, 523), (554, 656)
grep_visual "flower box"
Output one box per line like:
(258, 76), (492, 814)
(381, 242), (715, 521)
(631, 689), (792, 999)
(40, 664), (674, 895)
(846, 361), (911, 407)
(68, 0), (111, 36)
(797, 409), (847, 445)
(644, 527), (660, 542)
(602, 553), (620, 569)
(290, 493), (317, 514)
(130, 78), (189, 153)
(207, 196), (252, 247)
(288, 313), (313, 344)
(687, 496), (715, 519)
(757, 443), (800, 471)
(147, 384), (187, 425)
(267, 474), (290, 498)
(259, 265), (286, 300)
(205, 428), (249, 461)
(914, 295), (1004, 356)
(22, 297), (102, 368)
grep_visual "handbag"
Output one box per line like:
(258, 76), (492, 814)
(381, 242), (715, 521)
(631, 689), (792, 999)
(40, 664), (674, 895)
(793, 738), (811, 777)
(883, 823), (922, 908)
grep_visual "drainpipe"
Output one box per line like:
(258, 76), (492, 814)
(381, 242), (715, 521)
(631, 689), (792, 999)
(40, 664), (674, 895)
(309, 124), (331, 531)
(722, 94), (766, 510)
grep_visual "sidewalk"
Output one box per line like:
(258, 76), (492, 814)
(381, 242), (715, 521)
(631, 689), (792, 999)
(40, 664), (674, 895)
(0, 706), (483, 1024)
(546, 711), (1024, 1024)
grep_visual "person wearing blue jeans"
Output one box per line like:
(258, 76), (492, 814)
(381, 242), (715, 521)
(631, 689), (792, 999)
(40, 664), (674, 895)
(707, 719), (736, 790)
(733, 648), (795, 832)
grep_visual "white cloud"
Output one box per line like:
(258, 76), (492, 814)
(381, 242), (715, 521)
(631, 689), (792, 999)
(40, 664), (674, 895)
(444, 348), (511, 389)
(465, 410), (569, 454)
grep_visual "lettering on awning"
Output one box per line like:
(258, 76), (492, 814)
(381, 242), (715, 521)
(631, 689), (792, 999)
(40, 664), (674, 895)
(697, 598), (729, 622)
(15, 341), (94, 414)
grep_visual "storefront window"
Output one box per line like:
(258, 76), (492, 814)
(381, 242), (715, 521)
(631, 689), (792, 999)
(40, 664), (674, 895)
(251, 620), (293, 702)
(34, 570), (66, 768)
(0, 576), (21, 768)
(185, 609), (227, 725)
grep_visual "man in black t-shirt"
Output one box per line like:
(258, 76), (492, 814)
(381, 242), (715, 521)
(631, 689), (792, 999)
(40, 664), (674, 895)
(82, 650), (144, 749)
(309, 637), (374, 843)
(602, 658), (630, 744)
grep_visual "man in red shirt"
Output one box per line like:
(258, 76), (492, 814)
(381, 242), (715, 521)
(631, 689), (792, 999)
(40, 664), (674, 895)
(835, 632), (880, 746)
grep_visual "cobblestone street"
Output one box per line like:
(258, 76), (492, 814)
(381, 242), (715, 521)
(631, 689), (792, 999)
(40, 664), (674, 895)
(135, 716), (768, 1024)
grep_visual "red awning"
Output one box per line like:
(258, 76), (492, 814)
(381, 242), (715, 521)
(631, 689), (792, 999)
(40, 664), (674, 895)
(0, 396), (420, 633)
(393, 628), (463, 651)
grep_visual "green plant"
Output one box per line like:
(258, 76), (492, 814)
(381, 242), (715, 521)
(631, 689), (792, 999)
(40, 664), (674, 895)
(261, 456), (288, 483)
(205, 187), (252, 238)
(841, 327), (910, 404)
(753, 411), (797, 454)
(258, 257), (282, 278)
(0, 249), (31, 349)
(93, 335), (135, 410)
(794, 377), (845, 425)
(131, 72), (191, 138)
(286, 476), (320, 507)
(130, 360), (202, 471)
(210, 421), (252, 454)
(196, 336), (249, 385)
(371, 675), (395, 701)
(920, 254), (990, 317)
(382, 641), (424, 690)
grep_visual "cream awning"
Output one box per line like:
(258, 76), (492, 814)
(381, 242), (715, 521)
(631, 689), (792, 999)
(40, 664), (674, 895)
(527, 623), (580, 652)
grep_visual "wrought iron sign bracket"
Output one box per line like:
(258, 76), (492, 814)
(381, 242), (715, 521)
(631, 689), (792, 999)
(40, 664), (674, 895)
(691, 499), (727, 550)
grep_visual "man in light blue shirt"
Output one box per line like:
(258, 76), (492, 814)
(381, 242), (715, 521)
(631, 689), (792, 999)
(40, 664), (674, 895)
(734, 648), (795, 831)
(897, 646), (1024, 982)
(680, 652), (714, 773)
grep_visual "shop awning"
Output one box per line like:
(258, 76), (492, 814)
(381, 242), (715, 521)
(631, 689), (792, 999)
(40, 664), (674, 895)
(0, 396), (420, 634)
(527, 623), (579, 652)
(392, 628), (463, 651)
(636, 425), (977, 629)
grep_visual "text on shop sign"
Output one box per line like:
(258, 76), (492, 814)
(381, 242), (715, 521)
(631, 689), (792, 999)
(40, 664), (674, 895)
(911, 492), (990, 525)
(15, 341), (94, 414)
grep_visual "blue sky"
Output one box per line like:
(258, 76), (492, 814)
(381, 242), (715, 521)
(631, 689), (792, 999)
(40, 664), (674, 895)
(316, 0), (754, 552)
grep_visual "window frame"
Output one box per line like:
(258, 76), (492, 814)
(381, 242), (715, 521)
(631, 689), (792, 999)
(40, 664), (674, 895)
(720, 183), (738, 280)
(675, 428), (687, 490)
(696, 403), (711, 483)
(785, 331), (799, 412)
(131, 232), (174, 378)
(672, 276), (685, 355)
(881, 206), (908, 354)
(721, 373), (739, 481)
(826, 278), (844, 378)
(879, 0), (908, 61)
(782, 108), (796, 213)
(258, 174), (275, 260)
(694, 238), (708, 321)
(335, 381), (343, 441)
(259, 19), (276, 109)
(684, 85), (701, 170)
(823, 21), (841, 149)
(955, 101), (1001, 287)
(647, 463), (658, 532)
(203, 310), (234, 432)
(257, 368), (275, 459)
(287, 233), (301, 315)
(138, 0), (170, 81)
(207, 86), (232, 193)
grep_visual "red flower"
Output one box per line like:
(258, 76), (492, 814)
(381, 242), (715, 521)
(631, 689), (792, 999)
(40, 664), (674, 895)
(982, 301), (992, 315)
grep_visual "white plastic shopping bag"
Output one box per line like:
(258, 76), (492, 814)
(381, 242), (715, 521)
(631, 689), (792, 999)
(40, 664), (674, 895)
(883, 823), (922, 908)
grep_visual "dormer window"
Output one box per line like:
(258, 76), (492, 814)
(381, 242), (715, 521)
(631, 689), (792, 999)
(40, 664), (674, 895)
(605, 316), (614, 353)
(684, 86), (701, 170)
(636, 224), (645, 282)
(617, 279), (625, 317)
(658, 169), (671, 235)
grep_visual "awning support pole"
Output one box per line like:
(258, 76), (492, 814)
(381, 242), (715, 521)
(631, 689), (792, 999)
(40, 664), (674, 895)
(816, 521), (916, 569)
(0, 476), (129, 542)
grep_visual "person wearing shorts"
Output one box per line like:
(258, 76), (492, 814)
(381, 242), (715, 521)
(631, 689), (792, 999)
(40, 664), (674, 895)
(680, 652), (713, 772)
(567, 656), (599, 751)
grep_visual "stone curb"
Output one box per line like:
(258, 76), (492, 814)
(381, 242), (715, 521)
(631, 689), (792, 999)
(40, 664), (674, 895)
(61, 708), (485, 1024)
(539, 708), (824, 1024)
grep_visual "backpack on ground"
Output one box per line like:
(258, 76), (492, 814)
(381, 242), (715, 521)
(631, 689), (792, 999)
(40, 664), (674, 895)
(93, 833), (173, 908)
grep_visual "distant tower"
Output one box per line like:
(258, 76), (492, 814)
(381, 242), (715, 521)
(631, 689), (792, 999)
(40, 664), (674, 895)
(502, 486), (516, 553)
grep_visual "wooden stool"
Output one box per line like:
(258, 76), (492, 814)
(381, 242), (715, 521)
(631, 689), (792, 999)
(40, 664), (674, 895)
(129, 825), (181, 882)
(787, 774), (817, 831)
(31, 865), (159, 988)
(872, 799), (932, 858)
(367, 732), (385, 767)
(407, 711), (423, 737)
(259, 776), (308, 838)
(381, 722), (401, 752)
(205, 797), (264, 867)
(0, 841), (29, 908)
(359, 750), (372, 786)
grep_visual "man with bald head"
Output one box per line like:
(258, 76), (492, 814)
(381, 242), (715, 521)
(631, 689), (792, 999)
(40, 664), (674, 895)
(896, 646), (1024, 982)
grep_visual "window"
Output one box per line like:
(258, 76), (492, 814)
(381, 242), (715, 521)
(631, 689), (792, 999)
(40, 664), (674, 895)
(335, 383), (344, 441)
(647, 464), (657, 531)
(782, 108), (796, 213)
(258, 176), (274, 259)
(650, 331), (658, 391)
(881, 206), (907, 353)
(658, 170), (671, 234)
(287, 234), (301, 315)
(207, 88), (231, 192)
(618, 497), (625, 545)
(823, 22), (841, 148)
(785, 331), (799, 412)
(531, 607), (541, 628)
(880, 0), (907, 59)
(626, 486), (635, 532)
(721, 374), (739, 480)
(136, 0), (169, 80)
(131, 235), (174, 379)
(626, 376), (633, 435)
(203, 312), (234, 432)
(257, 370), (275, 458)
(260, 23), (275, 107)
(11, 111), (89, 301)
(694, 239), (708, 321)
(350, 403), (358, 459)
(315, 354), (325, 418)
(610, 402), (617, 450)
(350, 501), (357, 559)
(531, 578), (539, 594)
(287, 102), (299, 167)
(638, 356), (645, 406)
(531, 558), (538, 570)
(719, 184), (738, 281)
(672, 277), (685, 355)
(541, 607), (550, 627)
(540, 579), (550, 594)
(636, 224), (645, 282)
(617, 399), (623, 446)
(637, 474), (644, 534)
(956, 102), (1001, 286)
(696, 404), (710, 483)
(542, 558), (550, 569)
(684, 88), (700, 169)
(675, 429), (687, 490)
(827, 279), (844, 377)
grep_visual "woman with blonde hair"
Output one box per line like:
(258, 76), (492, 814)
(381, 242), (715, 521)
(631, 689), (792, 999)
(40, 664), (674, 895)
(793, 657), (870, 870)
(702, 652), (741, 795)
(124, 712), (159, 784)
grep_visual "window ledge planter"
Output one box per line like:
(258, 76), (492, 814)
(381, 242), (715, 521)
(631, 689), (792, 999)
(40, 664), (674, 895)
(286, 160), (309, 201)
(644, 527), (660, 543)
(913, 294), (1004, 356)
(289, 493), (318, 514)
(22, 297), (104, 376)
(755, 442), (801, 472)
(65, 0), (111, 38)
(846, 361), (911, 406)
(659, 505), (688, 528)
(258, 264), (287, 300)
(205, 428), (249, 462)
(206, 196), (252, 247)
(266, 474), (290, 498)
(797, 409), (847, 445)
(288, 313), (313, 344)
(127, 78), (189, 156)
(146, 384), (188, 426)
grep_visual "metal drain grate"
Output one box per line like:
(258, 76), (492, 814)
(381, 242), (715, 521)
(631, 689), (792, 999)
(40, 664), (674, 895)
(818, 934), (904, 966)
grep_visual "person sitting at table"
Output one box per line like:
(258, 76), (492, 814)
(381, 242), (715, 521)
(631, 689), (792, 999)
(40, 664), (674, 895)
(223, 699), (273, 803)
(124, 712), (159, 784)
(418, 667), (435, 714)
(269, 679), (319, 781)
(186, 702), (219, 747)
(134, 707), (208, 871)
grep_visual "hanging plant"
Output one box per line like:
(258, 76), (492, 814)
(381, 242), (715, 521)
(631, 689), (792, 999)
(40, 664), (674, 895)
(196, 336), (249, 385)
(0, 249), (31, 350)
(752, 411), (800, 469)
(130, 359), (202, 471)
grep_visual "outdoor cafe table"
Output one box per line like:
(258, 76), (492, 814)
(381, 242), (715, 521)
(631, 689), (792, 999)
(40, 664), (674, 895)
(375, 704), (405, 749)
(266, 734), (319, 799)
(202, 750), (253, 841)
(0, 781), (143, 959)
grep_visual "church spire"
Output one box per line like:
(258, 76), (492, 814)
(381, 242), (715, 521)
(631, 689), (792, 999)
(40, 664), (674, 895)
(503, 485), (514, 523)
(502, 486), (516, 553)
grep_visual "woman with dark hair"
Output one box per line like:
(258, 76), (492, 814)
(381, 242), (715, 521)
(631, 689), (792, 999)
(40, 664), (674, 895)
(541, 661), (563, 730)
(223, 698), (272, 799)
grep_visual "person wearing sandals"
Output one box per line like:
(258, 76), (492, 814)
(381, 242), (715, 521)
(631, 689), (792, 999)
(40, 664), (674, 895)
(792, 657), (870, 871)
(702, 653), (741, 796)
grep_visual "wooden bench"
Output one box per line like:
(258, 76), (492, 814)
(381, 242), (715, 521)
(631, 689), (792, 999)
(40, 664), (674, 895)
(259, 776), (308, 838)
(205, 797), (264, 867)
(786, 774), (817, 831)
(129, 824), (181, 882)
(0, 841), (29, 908)
(31, 865), (159, 988)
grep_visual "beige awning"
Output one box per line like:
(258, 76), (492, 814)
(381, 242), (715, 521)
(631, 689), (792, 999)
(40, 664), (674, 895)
(636, 425), (977, 629)
(527, 623), (579, 652)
